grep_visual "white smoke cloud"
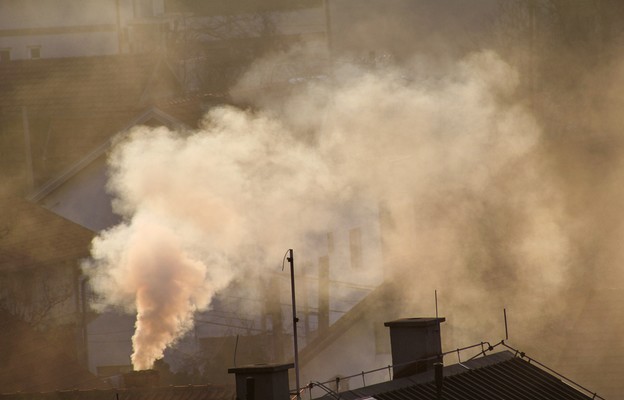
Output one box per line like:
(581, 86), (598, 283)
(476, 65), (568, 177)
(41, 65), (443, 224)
(84, 49), (570, 370)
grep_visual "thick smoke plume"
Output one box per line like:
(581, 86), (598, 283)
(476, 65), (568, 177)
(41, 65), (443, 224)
(84, 48), (568, 370)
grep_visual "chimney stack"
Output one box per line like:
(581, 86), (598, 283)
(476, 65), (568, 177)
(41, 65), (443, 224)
(228, 363), (294, 400)
(122, 370), (159, 388)
(384, 317), (445, 379)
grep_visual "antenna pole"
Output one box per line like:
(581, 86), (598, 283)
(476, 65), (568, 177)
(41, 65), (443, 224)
(504, 308), (509, 340)
(435, 290), (439, 319)
(287, 249), (301, 399)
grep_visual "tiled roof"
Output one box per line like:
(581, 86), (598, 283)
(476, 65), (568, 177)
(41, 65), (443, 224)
(0, 54), (181, 114)
(0, 385), (235, 400)
(317, 351), (595, 400)
(376, 358), (591, 400)
(0, 53), (194, 192)
(26, 104), (208, 204)
(0, 196), (94, 268)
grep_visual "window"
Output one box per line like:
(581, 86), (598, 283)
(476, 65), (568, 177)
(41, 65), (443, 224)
(28, 46), (41, 59)
(349, 227), (362, 269)
(0, 49), (10, 62)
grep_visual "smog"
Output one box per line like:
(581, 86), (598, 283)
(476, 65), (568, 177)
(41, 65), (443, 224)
(80, 39), (576, 371)
(1, 1), (620, 396)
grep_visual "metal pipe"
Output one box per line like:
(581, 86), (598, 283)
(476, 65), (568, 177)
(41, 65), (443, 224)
(504, 308), (509, 340)
(287, 249), (301, 399)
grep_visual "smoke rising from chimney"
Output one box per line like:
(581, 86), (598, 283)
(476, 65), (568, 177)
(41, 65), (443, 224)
(84, 48), (571, 370)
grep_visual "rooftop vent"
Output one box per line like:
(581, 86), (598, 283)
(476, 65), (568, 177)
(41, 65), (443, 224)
(384, 317), (445, 379)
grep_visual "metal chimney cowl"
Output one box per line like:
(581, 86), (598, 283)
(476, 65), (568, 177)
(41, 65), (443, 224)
(228, 363), (294, 400)
(384, 317), (445, 379)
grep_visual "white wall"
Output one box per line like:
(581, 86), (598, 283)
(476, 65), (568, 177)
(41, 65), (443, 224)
(40, 157), (121, 232)
(299, 316), (392, 399)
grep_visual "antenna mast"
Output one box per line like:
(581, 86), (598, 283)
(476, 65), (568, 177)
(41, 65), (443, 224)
(287, 249), (301, 399)
(504, 308), (509, 340)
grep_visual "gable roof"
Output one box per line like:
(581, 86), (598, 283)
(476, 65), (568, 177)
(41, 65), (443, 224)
(316, 351), (596, 400)
(0, 53), (200, 194)
(27, 105), (200, 204)
(0, 196), (94, 269)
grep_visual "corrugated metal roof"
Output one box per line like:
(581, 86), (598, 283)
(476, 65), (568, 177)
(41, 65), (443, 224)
(318, 351), (594, 400)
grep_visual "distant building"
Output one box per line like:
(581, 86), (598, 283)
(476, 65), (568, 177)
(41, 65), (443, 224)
(0, 313), (602, 399)
(0, 52), (193, 201)
(0, 0), (168, 61)
(0, 196), (101, 392)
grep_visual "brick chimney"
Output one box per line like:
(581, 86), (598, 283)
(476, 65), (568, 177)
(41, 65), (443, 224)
(228, 363), (294, 400)
(122, 369), (159, 388)
(384, 317), (445, 379)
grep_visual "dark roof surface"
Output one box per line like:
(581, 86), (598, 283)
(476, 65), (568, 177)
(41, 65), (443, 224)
(377, 358), (591, 400)
(0, 385), (235, 400)
(0, 196), (94, 268)
(0, 54), (215, 192)
(0, 53), (189, 191)
(318, 351), (594, 400)
(0, 54), (180, 114)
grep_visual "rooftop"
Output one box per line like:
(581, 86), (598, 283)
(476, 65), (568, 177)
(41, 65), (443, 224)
(313, 350), (596, 400)
(0, 385), (235, 400)
(0, 196), (94, 268)
(0, 54), (181, 115)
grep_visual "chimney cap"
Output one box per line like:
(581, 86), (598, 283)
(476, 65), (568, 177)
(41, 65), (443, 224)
(228, 363), (294, 375)
(384, 317), (445, 328)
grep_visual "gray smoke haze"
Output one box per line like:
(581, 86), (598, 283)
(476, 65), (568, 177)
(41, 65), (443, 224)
(83, 43), (575, 370)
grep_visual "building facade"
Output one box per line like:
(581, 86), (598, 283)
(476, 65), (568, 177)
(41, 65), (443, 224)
(0, 0), (167, 61)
